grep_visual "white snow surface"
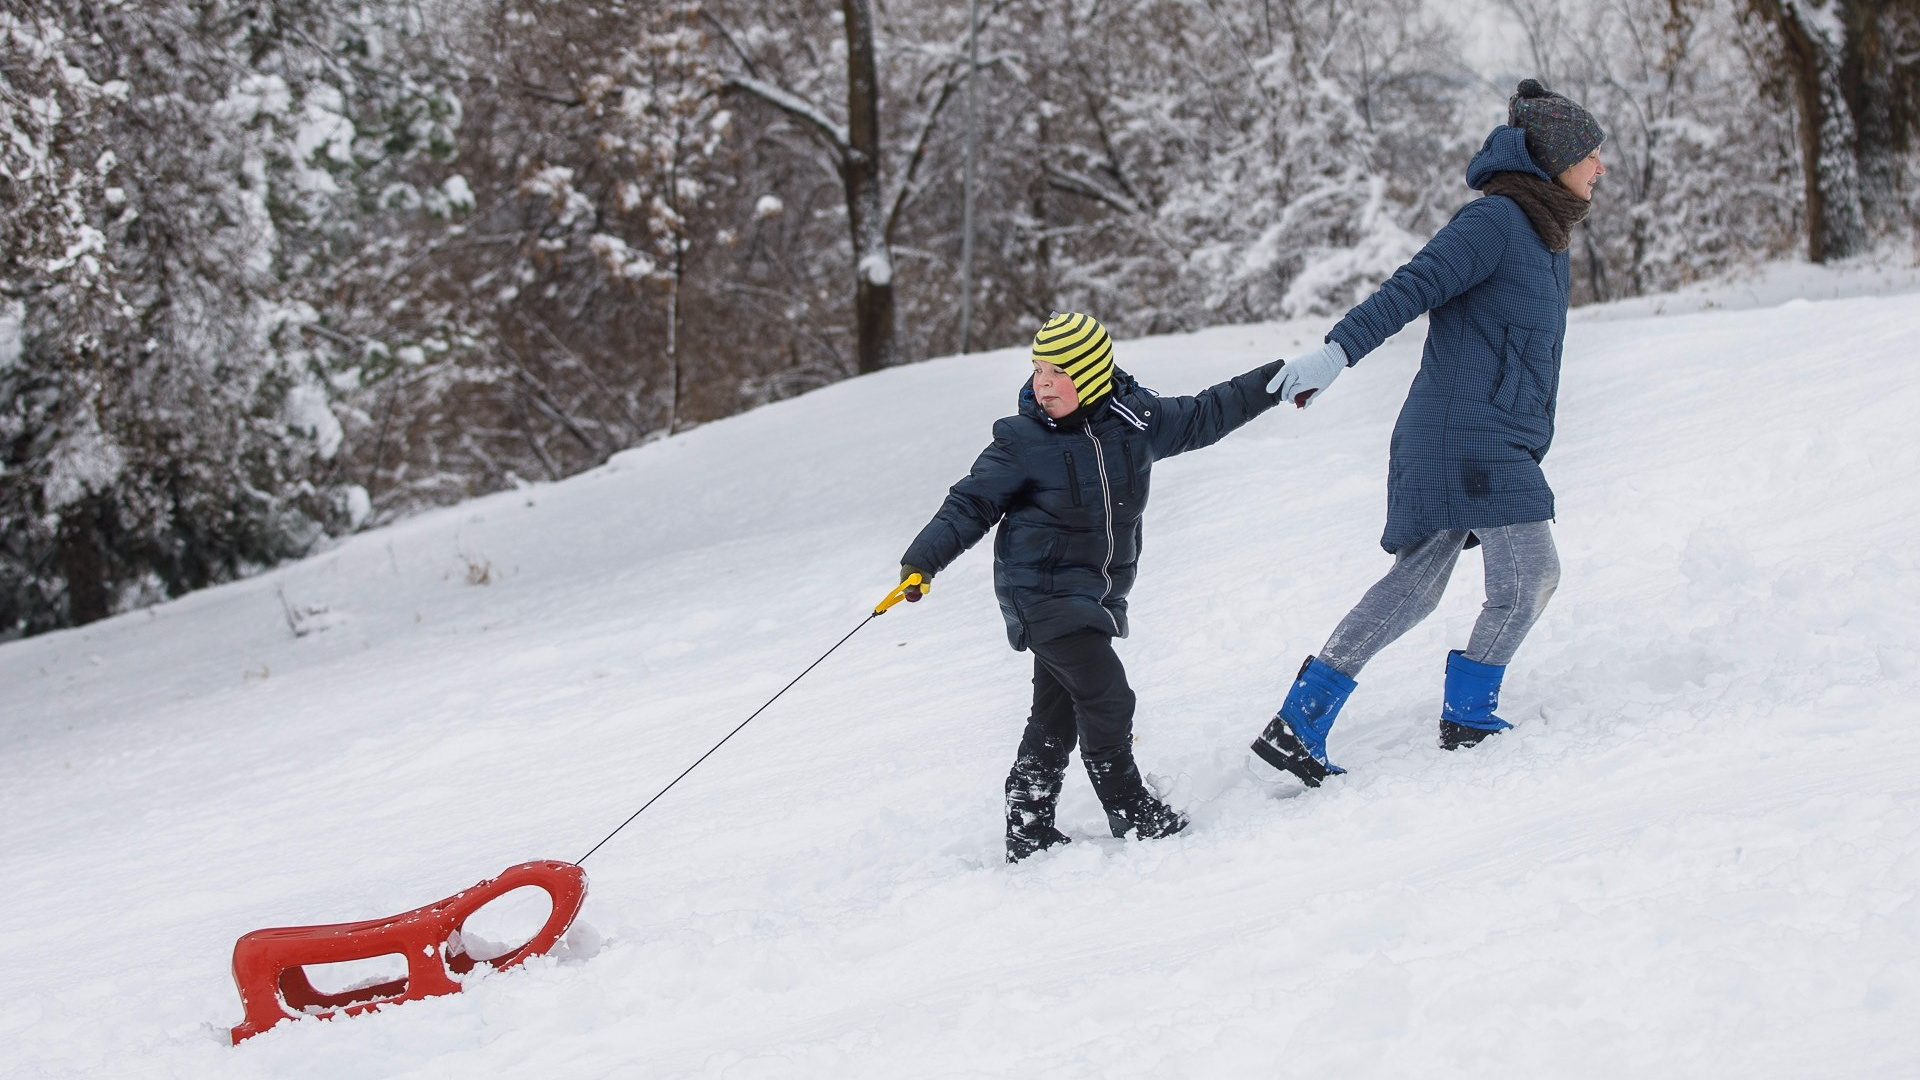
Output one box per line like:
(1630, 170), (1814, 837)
(5, 262), (1920, 1078)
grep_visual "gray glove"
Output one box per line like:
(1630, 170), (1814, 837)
(1267, 340), (1349, 408)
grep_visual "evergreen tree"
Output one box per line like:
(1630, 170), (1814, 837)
(1, 0), (459, 634)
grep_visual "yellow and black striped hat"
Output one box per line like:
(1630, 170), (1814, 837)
(1031, 312), (1115, 408)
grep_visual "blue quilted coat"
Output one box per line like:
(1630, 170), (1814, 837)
(904, 362), (1285, 650)
(1327, 126), (1573, 553)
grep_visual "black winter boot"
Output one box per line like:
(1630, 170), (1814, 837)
(1005, 756), (1072, 863)
(1085, 758), (1189, 841)
(1439, 719), (1499, 750)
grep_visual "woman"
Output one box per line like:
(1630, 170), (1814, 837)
(1251, 79), (1606, 785)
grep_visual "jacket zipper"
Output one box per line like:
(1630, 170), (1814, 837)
(1086, 427), (1119, 632)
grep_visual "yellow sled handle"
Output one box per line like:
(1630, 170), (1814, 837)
(874, 573), (930, 615)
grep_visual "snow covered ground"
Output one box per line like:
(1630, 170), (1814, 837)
(4, 262), (1919, 1079)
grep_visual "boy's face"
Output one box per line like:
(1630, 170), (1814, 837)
(1032, 360), (1080, 419)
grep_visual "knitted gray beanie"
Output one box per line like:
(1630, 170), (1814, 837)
(1507, 79), (1605, 177)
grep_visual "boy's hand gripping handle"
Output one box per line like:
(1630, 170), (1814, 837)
(874, 573), (930, 615)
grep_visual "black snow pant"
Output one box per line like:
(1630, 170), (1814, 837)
(1006, 628), (1150, 823)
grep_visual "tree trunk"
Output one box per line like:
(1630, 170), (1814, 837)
(1752, 0), (1919, 261)
(666, 157), (684, 435)
(1839, 0), (1920, 233)
(58, 501), (111, 626)
(841, 0), (896, 374)
(1759, 0), (1868, 261)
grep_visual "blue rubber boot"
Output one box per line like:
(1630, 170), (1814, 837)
(1250, 656), (1356, 787)
(1439, 650), (1514, 750)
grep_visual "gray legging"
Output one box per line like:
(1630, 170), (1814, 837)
(1319, 521), (1560, 678)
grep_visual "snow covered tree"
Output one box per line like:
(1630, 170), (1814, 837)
(972, 0), (1465, 336)
(328, 0), (735, 512)
(1542, 0), (1802, 300)
(6, 0), (1882, 635)
(1746, 0), (1920, 260)
(0, 0), (460, 635)
(1, 6), (123, 630)
(1178, 0), (1467, 320)
(712, 0), (975, 374)
(629, 7), (731, 434)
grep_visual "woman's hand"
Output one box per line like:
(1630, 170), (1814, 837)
(1267, 341), (1349, 408)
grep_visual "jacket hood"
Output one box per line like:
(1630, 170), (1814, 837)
(1018, 367), (1141, 425)
(1466, 126), (1554, 190)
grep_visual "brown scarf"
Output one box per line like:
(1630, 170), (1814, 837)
(1480, 171), (1591, 253)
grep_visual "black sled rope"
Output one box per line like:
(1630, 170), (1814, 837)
(574, 574), (928, 865)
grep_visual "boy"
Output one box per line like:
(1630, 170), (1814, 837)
(900, 312), (1294, 862)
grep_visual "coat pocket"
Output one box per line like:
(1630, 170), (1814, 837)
(1491, 326), (1552, 450)
(1041, 535), (1067, 591)
(1491, 326), (1533, 414)
(1063, 450), (1083, 507)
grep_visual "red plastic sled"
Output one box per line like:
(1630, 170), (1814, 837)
(229, 859), (588, 1043)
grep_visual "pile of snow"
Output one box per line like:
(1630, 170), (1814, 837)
(3, 262), (1918, 1079)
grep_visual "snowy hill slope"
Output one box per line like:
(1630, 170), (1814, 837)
(4, 271), (1919, 1079)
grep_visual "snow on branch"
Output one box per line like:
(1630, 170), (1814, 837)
(723, 76), (849, 158)
(1044, 164), (1150, 218)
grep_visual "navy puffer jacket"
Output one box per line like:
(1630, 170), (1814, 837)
(1326, 126), (1574, 553)
(905, 361), (1285, 650)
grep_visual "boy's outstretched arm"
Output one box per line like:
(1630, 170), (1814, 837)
(1148, 357), (1288, 460)
(900, 420), (1028, 579)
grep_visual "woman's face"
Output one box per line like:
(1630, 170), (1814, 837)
(1557, 150), (1605, 201)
